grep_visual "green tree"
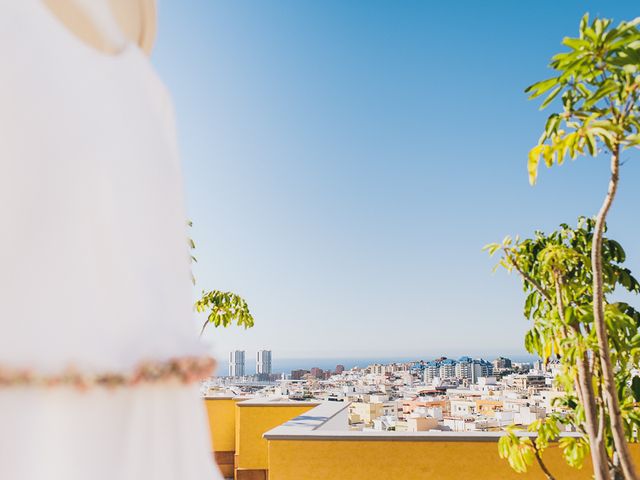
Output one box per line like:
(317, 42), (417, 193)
(524, 14), (640, 479)
(486, 219), (640, 479)
(189, 223), (254, 336)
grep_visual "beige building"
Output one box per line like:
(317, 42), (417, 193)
(350, 401), (398, 426)
(349, 402), (384, 426)
(406, 416), (439, 432)
(475, 399), (503, 417)
(512, 374), (546, 390)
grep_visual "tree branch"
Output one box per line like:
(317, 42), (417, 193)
(505, 250), (553, 304)
(199, 318), (209, 337)
(533, 443), (557, 480)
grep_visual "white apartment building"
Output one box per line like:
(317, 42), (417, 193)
(514, 405), (546, 425)
(256, 350), (272, 376)
(424, 363), (439, 384)
(471, 363), (488, 383)
(455, 358), (493, 383)
(439, 361), (456, 379)
(450, 399), (476, 417)
(455, 361), (472, 380)
(229, 350), (245, 377)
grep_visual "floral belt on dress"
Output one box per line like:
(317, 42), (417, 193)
(0, 356), (216, 389)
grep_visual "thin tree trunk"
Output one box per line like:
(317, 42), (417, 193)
(591, 146), (637, 480)
(577, 354), (610, 479)
(555, 275), (609, 479)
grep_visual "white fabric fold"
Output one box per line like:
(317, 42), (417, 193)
(0, 1), (221, 478)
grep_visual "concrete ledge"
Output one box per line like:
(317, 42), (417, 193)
(264, 402), (583, 442)
(265, 401), (349, 434)
(236, 397), (321, 408)
(266, 430), (522, 442)
(203, 395), (245, 400)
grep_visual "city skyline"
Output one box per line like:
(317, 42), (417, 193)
(216, 349), (536, 378)
(153, 0), (640, 358)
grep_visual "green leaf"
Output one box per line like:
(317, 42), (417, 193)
(525, 78), (559, 99)
(562, 37), (590, 50)
(631, 376), (640, 402)
(585, 131), (596, 155)
(579, 13), (590, 38)
(528, 145), (543, 185)
(540, 86), (563, 109)
(583, 81), (618, 109)
(483, 243), (501, 256)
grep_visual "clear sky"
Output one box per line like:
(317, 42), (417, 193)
(152, 1), (640, 361)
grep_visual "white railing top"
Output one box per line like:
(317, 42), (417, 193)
(263, 402), (582, 442)
(236, 397), (321, 407)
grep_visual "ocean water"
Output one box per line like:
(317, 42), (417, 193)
(213, 354), (537, 376)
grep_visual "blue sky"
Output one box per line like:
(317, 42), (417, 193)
(153, 1), (640, 360)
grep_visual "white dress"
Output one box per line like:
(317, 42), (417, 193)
(0, 1), (221, 478)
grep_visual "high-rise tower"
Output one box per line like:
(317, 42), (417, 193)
(256, 350), (272, 378)
(229, 350), (245, 377)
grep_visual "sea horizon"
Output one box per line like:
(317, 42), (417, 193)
(213, 354), (538, 376)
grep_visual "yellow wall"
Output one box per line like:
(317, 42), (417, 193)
(204, 397), (242, 478)
(268, 440), (640, 480)
(210, 400), (640, 479)
(204, 397), (238, 452)
(235, 404), (316, 471)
